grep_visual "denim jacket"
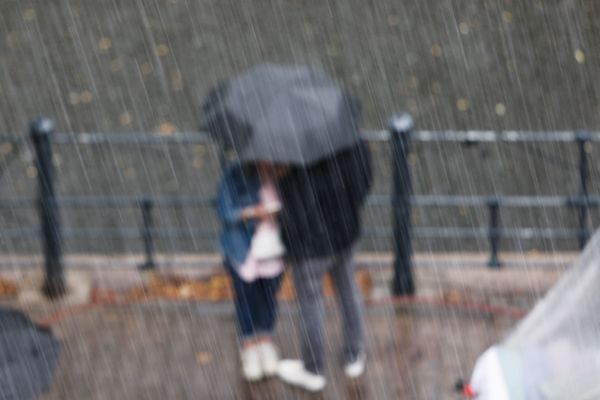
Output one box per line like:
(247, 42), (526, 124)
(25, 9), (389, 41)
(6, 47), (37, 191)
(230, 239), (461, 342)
(215, 163), (260, 266)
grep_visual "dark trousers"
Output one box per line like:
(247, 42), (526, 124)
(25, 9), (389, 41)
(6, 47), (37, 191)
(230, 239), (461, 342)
(290, 249), (364, 374)
(225, 260), (283, 340)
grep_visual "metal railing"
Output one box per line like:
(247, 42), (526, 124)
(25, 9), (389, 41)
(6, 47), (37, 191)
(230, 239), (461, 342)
(0, 114), (596, 297)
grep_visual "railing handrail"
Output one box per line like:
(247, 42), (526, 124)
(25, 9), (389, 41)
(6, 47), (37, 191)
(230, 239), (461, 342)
(0, 194), (596, 209)
(1, 128), (598, 145)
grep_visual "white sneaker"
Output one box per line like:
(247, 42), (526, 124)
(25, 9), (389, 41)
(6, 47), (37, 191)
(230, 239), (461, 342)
(344, 352), (366, 379)
(241, 346), (263, 381)
(258, 341), (279, 376)
(277, 359), (326, 392)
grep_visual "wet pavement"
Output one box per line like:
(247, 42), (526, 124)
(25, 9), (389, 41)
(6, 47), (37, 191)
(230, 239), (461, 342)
(21, 300), (516, 399)
(0, 255), (566, 399)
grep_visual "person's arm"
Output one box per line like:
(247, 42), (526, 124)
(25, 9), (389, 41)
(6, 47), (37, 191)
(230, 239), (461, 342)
(337, 141), (373, 207)
(216, 167), (246, 224)
(240, 202), (281, 220)
(216, 184), (242, 224)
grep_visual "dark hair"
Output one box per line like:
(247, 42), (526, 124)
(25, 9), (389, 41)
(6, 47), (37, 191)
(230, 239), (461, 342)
(242, 162), (260, 177)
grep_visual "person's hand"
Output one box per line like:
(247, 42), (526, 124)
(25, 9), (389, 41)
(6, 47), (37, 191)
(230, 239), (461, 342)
(240, 203), (281, 220)
(252, 205), (274, 220)
(240, 206), (259, 220)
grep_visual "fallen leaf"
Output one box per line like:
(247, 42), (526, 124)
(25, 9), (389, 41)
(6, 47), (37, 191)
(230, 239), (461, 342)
(196, 351), (213, 365)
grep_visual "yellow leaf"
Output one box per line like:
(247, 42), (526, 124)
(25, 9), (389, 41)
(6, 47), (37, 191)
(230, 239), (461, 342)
(495, 103), (506, 116)
(0, 142), (13, 155)
(80, 90), (93, 103)
(155, 44), (169, 57)
(119, 112), (132, 126)
(110, 58), (122, 72)
(23, 8), (36, 21)
(196, 351), (213, 365)
(456, 98), (469, 112)
(26, 166), (37, 178)
(141, 62), (154, 75)
(99, 37), (112, 51)
(156, 122), (177, 136)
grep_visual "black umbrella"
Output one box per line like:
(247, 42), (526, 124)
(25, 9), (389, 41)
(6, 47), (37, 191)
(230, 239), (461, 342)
(0, 309), (62, 400)
(202, 63), (362, 165)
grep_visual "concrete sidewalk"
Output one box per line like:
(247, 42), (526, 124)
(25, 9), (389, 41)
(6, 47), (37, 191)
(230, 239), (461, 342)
(23, 300), (511, 400)
(0, 253), (569, 399)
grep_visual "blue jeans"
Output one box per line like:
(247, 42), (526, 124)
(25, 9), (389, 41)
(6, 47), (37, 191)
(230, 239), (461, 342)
(225, 260), (283, 340)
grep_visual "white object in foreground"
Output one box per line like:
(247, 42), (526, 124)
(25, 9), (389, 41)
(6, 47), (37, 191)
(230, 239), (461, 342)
(470, 347), (511, 400)
(469, 228), (600, 399)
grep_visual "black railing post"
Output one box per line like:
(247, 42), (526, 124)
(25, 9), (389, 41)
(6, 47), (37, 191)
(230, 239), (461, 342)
(139, 198), (156, 270)
(487, 198), (501, 268)
(390, 113), (415, 296)
(576, 131), (590, 249)
(31, 117), (66, 298)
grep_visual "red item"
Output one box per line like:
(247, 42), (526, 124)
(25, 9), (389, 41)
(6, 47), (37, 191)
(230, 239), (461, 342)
(463, 384), (475, 398)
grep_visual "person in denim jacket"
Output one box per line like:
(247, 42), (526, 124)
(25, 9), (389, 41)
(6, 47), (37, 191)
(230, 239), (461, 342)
(216, 162), (286, 381)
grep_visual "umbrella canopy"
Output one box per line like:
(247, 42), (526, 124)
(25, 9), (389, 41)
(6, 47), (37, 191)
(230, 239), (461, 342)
(0, 309), (62, 400)
(470, 229), (600, 399)
(202, 63), (362, 165)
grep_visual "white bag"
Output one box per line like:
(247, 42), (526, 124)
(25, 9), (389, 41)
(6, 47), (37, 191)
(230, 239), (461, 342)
(250, 221), (285, 260)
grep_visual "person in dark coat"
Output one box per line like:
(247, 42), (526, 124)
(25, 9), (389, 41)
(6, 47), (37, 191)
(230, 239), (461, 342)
(276, 140), (373, 391)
